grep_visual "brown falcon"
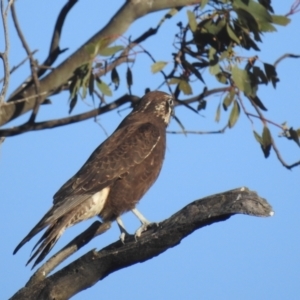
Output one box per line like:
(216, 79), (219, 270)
(13, 91), (174, 268)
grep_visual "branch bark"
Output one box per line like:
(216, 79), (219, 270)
(0, 0), (198, 126)
(10, 187), (273, 300)
(0, 85), (227, 137)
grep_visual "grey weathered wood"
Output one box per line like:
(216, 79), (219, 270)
(10, 188), (273, 300)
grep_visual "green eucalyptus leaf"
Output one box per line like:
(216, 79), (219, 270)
(223, 90), (235, 111)
(261, 126), (272, 157)
(179, 80), (192, 95)
(253, 130), (263, 145)
(187, 10), (197, 32)
(288, 127), (300, 147)
(232, 66), (256, 97)
(85, 43), (98, 56)
(226, 24), (240, 44)
(272, 15), (291, 26)
(96, 80), (112, 96)
(151, 61), (168, 73)
(215, 103), (221, 123)
(228, 100), (240, 128)
(168, 78), (181, 85)
(262, 126), (272, 148)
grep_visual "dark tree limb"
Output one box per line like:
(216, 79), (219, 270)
(10, 187), (273, 300)
(0, 94), (139, 137)
(273, 53), (300, 67)
(0, 86), (228, 137)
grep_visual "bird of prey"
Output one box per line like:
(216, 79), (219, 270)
(13, 91), (174, 268)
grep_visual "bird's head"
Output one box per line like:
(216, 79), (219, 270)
(135, 91), (174, 125)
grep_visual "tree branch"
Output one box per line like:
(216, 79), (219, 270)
(167, 125), (228, 135)
(0, 94), (139, 137)
(10, 187), (273, 300)
(273, 53), (300, 68)
(0, 0), (202, 126)
(0, 85), (229, 137)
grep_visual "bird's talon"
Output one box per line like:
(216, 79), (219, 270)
(119, 232), (126, 244)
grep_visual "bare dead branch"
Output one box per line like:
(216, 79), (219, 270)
(10, 188), (273, 300)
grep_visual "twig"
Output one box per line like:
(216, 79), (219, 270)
(8, 0), (77, 102)
(271, 137), (300, 170)
(11, 2), (40, 123)
(246, 113), (283, 130)
(274, 53), (300, 68)
(167, 125), (228, 135)
(285, 0), (300, 17)
(0, 50), (38, 83)
(236, 93), (254, 126)
(93, 43), (135, 78)
(37, 0), (78, 78)
(0, 0), (13, 102)
(180, 87), (230, 105)
(249, 96), (300, 170)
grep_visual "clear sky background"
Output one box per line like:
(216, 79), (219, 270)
(1, 1), (300, 299)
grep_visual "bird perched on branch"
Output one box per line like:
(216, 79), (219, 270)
(13, 91), (174, 268)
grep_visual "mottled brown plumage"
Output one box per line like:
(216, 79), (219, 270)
(13, 91), (174, 268)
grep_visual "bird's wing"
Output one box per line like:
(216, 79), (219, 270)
(48, 122), (161, 221)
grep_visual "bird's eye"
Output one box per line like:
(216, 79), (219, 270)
(168, 98), (174, 107)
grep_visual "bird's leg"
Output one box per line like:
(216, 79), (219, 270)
(116, 217), (130, 244)
(131, 208), (156, 239)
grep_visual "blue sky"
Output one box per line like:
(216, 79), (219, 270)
(1, 1), (300, 299)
